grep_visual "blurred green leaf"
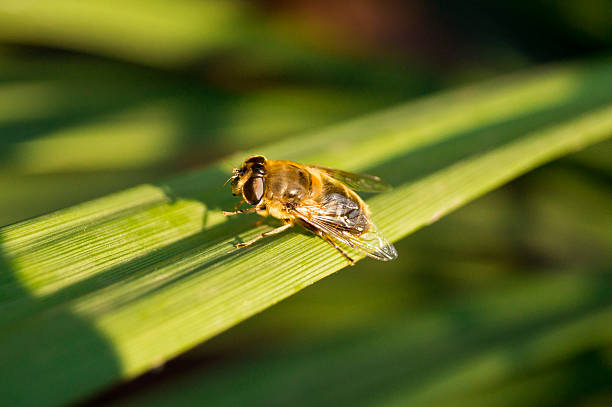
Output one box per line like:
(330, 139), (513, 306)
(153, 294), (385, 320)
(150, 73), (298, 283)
(0, 0), (250, 67)
(0, 51), (414, 226)
(1, 60), (612, 406)
(0, 0), (428, 89)
(104, 271), (612, 407)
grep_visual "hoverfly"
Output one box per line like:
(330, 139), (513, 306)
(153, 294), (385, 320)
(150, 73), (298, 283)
(223, 155), (398, 265)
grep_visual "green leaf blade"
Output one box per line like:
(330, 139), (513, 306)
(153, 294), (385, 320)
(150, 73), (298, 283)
(1, 60), (612, 407)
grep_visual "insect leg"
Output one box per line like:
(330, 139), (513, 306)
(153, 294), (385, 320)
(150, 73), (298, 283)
(319, 233), (355, 266)
(234, 199), (246, 210)
(223, 207), (257, 216)
(235, 221), (293, 248)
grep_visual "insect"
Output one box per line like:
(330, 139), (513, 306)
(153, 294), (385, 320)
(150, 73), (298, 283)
(223, 155), (398, 265)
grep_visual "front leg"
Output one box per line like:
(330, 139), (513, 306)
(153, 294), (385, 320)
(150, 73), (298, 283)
(222, 207), (257, 216)
(234, 199), (246, 210)
(235, 221), (293, 248)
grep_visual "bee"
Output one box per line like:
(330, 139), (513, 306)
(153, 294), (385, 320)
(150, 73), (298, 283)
(223, 155), (398, 265)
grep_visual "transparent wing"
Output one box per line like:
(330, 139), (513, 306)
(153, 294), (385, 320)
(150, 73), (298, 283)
(292, 198), (398, 261)
(309, 165), (391, 192)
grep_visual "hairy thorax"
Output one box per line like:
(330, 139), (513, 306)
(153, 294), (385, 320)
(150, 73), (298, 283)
(262, 161), (315, 219)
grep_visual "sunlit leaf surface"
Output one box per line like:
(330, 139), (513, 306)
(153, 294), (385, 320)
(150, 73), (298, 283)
(1, 60), (612, 406)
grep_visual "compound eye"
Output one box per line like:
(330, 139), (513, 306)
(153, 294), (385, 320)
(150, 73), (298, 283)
(243, 176), (264, 204)
(245, 155), (266, 165)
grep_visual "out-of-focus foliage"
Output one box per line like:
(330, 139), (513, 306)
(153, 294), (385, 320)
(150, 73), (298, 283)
(0, 0), (436, 226)
(0, 45), (419, 225)
(95, 139), (612, 407)
(6, 0), (610, 226)
(2, 62), (611, 407)
(0, 1), (611, 406)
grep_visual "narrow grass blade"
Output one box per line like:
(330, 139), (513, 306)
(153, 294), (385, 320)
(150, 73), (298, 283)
(1, 60), (612, 406)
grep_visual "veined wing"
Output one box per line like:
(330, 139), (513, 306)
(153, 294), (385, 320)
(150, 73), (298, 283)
(309, 165), (391, 193)
(292, 196), (398, 261)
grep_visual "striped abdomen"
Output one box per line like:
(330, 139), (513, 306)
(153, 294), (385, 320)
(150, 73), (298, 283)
(318, 177), (371, 234)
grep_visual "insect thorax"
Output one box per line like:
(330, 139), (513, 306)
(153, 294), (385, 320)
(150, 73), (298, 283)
(265, 162), (313, 202)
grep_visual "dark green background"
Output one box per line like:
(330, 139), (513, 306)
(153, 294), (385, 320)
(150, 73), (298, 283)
(0, 1), (610, 405)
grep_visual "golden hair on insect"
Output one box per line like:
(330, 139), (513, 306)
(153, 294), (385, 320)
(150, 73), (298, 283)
(224, 155), (397, 265)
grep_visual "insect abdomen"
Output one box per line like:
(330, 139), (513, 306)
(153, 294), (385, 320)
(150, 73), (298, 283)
(320, 182), (370, 234)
